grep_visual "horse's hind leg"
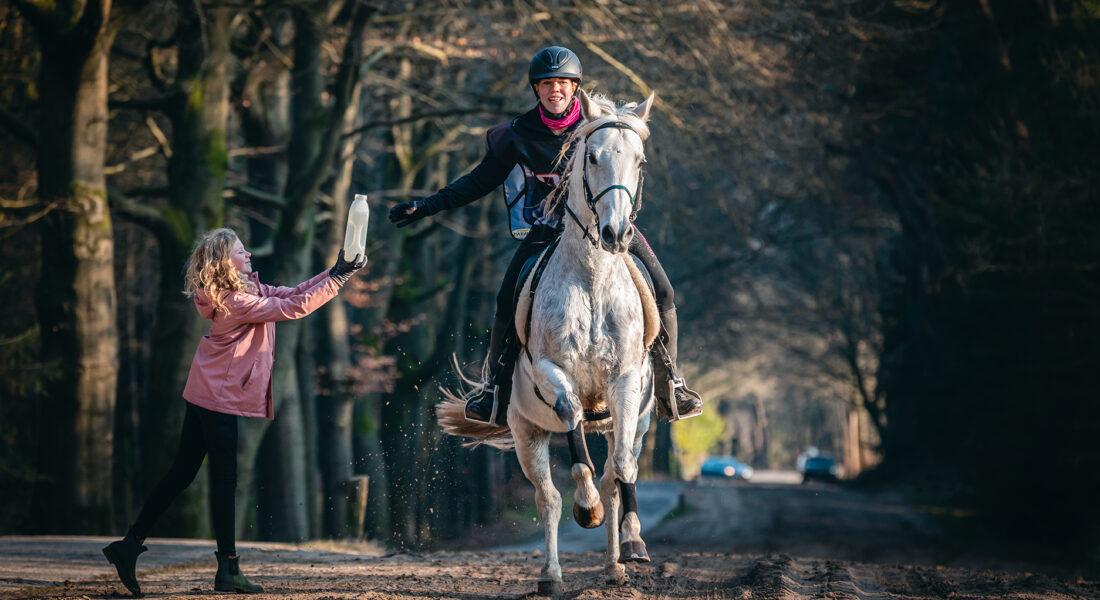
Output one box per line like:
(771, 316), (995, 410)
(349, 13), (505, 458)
(567, 423), (603, 529)
(511, 414), (563, 595)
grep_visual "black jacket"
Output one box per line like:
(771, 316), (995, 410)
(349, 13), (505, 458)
(419, 105), (578, 236)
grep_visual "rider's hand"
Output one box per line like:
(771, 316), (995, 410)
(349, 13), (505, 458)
(388, 199), (430, 228)
(329, 249), (367, 284)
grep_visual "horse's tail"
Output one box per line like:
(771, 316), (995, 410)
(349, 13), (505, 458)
(436, 355), (515, 451)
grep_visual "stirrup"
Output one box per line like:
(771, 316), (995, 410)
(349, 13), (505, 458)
(668, 377), (703, 421)
(465, 384), (501, 424)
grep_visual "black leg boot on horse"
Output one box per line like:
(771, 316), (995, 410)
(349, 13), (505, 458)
(652, 307), (703, 421)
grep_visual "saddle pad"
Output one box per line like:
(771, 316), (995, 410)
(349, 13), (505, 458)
(623, 253), (661, 349)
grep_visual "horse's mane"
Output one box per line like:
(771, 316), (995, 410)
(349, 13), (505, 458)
(542, 94), (651, 219)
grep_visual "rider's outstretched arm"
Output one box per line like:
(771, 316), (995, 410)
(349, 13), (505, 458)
(389, 130), (515, 227)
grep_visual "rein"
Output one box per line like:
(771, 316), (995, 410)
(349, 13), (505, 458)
(564, 120), (646, 249)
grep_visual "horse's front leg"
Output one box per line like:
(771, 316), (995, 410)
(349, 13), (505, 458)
(609, 369), (650, 564)
(511, 414), (563, 596)
(534, 359), (603, 530)
(599, 435), (626, 584)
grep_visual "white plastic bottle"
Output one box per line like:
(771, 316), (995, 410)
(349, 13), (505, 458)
(343, 194), (369, 260)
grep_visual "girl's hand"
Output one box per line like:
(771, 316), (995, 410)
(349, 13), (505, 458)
(329, 250), (367, 284)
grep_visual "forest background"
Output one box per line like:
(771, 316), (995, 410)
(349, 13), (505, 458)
(1, 0), (1097, 559)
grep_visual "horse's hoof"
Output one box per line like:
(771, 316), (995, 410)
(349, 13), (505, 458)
(572, 501), (605, 529)
(605, 563), (627, 585)
(618, 540), (650, 563)
(536, 579), (563, 598)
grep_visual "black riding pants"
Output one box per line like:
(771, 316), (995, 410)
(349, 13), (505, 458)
(128, 402), (238, 554)
(490, 224), (678, 381)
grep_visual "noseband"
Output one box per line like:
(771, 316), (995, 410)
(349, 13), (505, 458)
(564, 120), (645, 249)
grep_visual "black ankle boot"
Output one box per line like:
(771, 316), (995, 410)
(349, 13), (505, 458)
(214, 552), (263, 594)
(102, 535), (147, 596)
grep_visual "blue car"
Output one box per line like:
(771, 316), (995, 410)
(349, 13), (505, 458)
(699, 456), (754, 481)
(800, 455), (841, 483)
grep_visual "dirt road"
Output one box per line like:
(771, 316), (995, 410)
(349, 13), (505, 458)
(1, 477), (1095, 599)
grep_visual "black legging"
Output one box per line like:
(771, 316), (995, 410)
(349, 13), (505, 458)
(490, 224), (678, 382)
(127, 402), (238, 554)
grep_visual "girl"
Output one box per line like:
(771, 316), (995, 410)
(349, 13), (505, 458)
(102, 228), (365, 595)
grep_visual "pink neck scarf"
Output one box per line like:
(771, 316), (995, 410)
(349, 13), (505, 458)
(538, 98), (580, 131)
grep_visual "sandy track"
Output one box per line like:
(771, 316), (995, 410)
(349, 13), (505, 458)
(3, 548), (1093, 600)
(2, 478), (1095, 599)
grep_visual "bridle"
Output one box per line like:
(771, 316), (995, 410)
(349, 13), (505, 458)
(562, 120), (645, 249)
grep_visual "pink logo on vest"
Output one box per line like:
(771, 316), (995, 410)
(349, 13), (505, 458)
(535, 173), (561, 188)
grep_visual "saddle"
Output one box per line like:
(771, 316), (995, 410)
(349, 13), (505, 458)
(513, 244), (660, 360)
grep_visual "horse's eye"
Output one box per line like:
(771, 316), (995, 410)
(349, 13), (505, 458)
(588, 153), (597, 165)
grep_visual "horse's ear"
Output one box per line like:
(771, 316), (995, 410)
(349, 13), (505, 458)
(579, 89), (601, 120)
(633, 91), (656, 121)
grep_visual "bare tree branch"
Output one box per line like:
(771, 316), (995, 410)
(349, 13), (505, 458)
(342, 107), (512, 139)
(225, 183), (287, 209)
(107, 188), (170, 236)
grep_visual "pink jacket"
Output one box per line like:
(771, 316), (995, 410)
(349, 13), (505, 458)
(182, 270), (340, 419)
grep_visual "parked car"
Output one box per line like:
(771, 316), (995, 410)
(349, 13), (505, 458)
(699, 456), (754, 481)
(799, 455), (841, 483)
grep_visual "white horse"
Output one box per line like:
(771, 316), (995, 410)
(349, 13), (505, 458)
(439, 90), (661, 595)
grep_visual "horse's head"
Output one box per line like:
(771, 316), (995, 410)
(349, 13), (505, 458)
(563, 89), (654, 254)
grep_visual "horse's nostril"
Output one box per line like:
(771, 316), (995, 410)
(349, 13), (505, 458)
(622, 227), (634, 246)
(601, 225), (617, 246)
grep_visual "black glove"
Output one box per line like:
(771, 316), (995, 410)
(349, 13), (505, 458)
(329, 249), (367, 284)
(388, 199), (431, 228)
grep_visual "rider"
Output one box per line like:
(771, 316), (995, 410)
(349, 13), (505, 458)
(388, 46), (702, 425)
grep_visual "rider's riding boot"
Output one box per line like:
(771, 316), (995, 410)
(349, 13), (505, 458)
(214, 552), (263, 593)
(465, 311), (515, 426)
(102, 533), (147, 596)
(652, 307), (703, 421)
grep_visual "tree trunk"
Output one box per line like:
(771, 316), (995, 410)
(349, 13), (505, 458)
(258, 328), (309, 540)
(141, 4), (232, 537)
(249, 3), (371, 542)
(316, 83), (361, 538)
(298, 319), (322, 538)
(27, 0), (118, 534)
(752, 395), (769, 468)
(846, 404), (862, 476)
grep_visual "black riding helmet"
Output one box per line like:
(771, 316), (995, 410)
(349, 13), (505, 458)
(528, 46), (582, 84)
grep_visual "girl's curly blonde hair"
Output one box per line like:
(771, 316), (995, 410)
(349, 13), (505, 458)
(183, 228), (251, 316)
